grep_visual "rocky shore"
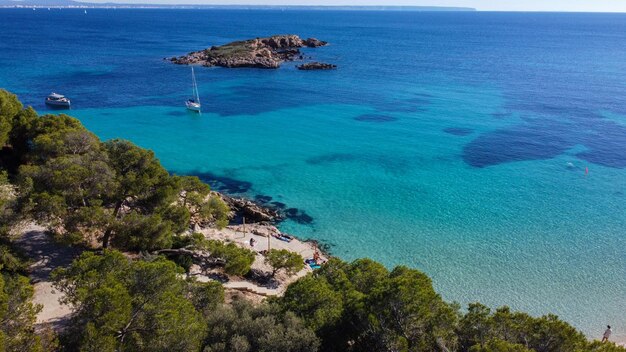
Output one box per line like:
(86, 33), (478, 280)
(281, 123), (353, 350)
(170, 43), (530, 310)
(169, 34), (329, 69)
(216, 192), (282, 223)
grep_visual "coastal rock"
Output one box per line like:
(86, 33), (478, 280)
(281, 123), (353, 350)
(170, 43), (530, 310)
(297, 62), (337, 70)
(170, 34), (329, 69)
(303, 37), (328, 48)
(217, 193), (282, 223)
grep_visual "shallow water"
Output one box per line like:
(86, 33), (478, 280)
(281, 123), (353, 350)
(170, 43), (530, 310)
(1, 8), (625, 339)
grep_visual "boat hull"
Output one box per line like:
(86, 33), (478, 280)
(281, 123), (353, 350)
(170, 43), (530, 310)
(185, 102), (201, 112)
(45, 100), (71, 108)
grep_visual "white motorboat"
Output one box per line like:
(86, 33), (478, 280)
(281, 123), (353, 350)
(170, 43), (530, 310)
(45, 92), (71, 108)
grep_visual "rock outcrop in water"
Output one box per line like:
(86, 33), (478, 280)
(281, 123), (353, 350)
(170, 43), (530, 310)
(217, 193), (282, 223)
(169, 35), (329, 69)
(303, 38), (328, 47)
(297, 62), (337, 70)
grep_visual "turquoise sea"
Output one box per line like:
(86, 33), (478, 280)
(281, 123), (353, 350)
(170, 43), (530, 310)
(1, 9), (625, 340)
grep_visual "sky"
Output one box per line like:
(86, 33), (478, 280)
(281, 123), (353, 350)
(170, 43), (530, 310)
(78, 0), (626, 12)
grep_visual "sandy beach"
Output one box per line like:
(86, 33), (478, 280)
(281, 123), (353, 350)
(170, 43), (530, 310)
(15, 220), (328, 327)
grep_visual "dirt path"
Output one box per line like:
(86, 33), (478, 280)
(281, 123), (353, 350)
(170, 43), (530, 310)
(15, 224), (82, 327)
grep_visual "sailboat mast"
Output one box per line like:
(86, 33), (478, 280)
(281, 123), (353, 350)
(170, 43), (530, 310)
(191, 66), (200, 104)
(191, 67), (195, 99)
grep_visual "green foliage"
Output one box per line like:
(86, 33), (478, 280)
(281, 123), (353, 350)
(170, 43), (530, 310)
(0, 176), (45, 352)
(1, 92), (235, 253)
(206, 196), (230, 229)
(8, 109), (224, 250)
(172, 253), (194, 272)
(0, 89), (22, 147)
(111, 212), (174, 251)
(175, 175), (230, 229)
(0, 245), (28, 274)
(206, 240), (256, 276)
(173, 232), (208, 249)
(202, 300), (320, 352)
(0, 171), (16, 236)
(52, 250), (206, 351)
(282, 259), (458, 352)
(204, 39), (260, 60)
(265, 249), (304, 277)
(585, 341), (626, 352)
(469, 339), (533, 352)
(104, 139), (175, 208)
(458, 303), (589, 352)
(187, 280), (225, 317)
(0, 272), (44, 352)
(281, 259), (614, 352)
(281, 275), (344, 332)
(4, 106), (37, 171)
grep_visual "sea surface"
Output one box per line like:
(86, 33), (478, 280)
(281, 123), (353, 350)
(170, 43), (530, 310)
(1, 8), (625, 340)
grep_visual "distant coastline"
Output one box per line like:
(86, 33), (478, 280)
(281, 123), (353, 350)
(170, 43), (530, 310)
(0, 1), (475, 11)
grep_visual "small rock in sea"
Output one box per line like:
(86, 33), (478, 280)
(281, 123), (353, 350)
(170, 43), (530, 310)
(297, 62), (337, 70)
(303, 37), (328, 48)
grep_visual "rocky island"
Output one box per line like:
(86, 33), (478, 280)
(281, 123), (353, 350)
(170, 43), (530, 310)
(169, 34), (329, 69)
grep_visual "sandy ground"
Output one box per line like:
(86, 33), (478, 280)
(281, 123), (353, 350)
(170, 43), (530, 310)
(14, 222), (324, 326)
(195, 223), (326, 295)
(15, 224), (81, 327)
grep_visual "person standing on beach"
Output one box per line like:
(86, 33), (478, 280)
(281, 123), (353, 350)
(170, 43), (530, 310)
(602, 325), (612, 342)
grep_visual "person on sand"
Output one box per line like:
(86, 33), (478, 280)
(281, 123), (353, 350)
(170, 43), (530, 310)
(602, 325), (612, 343)
(249, 238), (256, 248)
(313, 250), (320, 264)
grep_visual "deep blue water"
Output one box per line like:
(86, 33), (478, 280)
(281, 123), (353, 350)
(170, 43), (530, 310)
(1, 9), (625, 339)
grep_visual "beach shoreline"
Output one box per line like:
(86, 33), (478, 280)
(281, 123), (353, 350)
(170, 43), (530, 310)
(210, 192), (626, 345)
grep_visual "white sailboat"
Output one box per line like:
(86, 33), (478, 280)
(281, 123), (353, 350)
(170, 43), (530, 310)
(185, 67), (201, 113)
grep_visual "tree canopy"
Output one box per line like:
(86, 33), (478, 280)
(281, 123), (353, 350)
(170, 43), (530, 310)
(280, 258), (616, 352)
(0, 90), (22, 148)
(203, 300), (320, 352)
(0, 91), (230, 252)
(51, 250), (207, 351)
(0, 272), (46, 352)
(265, 249), (304, 277)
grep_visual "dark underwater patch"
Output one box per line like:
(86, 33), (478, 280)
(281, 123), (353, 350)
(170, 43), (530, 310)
(306, 153), (358, 165)
(247, 198), (313, 224)
(207, 84), (322, 116)
(463, 111), (626, 169)
(462, 124), (575, 168)
(270, 201), (287, 209)
(254, 195), (273, 203)
(184, 171), (253, 194)
(443, 127), (474, 136)
(354, 114), (398, 122)
(171, 170), (314, 225)
(576, 149), (626, 169)
(284, 208), (314, 224)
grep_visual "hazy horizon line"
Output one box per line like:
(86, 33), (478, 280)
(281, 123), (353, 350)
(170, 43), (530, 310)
(3, 1), (626, 13)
